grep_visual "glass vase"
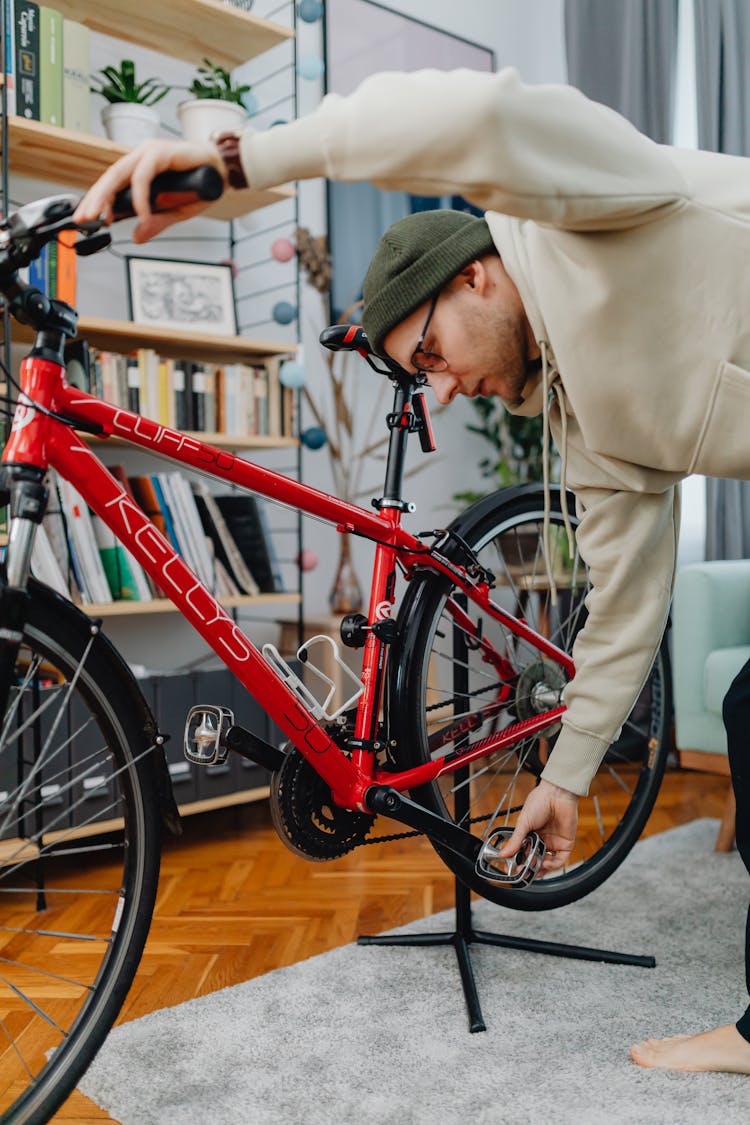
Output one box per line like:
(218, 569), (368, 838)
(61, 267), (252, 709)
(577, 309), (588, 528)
(329, 535), (363, 615)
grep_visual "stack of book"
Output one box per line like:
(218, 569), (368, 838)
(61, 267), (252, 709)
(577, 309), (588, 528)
(71, 346), (295, 439)
(30, 469), (285, 606)
(5, 1), (90, 131)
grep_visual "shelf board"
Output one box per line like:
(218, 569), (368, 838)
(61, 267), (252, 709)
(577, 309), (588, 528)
(82, 592), (300, 617)
(0, 785), (270, 863)
(5, 117), (294, 219)
(86, 430), (298, 451)
(10, 314), (294, 364)
(46, 0), (293, 69)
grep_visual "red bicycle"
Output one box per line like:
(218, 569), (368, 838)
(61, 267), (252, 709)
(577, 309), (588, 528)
(0, 174), (670, 1123)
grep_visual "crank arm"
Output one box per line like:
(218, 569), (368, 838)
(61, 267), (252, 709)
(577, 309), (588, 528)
(364, 785), (482, 865)
(225, 723), (286, 772)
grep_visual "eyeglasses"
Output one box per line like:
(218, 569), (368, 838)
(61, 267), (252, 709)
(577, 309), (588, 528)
(410, 291), (448, 374)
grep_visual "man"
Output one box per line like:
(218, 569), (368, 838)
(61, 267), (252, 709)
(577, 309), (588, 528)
(74, 66), (750, 1074)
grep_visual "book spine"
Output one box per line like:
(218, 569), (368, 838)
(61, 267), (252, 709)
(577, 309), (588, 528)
(55, 229), (76, 305)
(191, 365), (206, 432)
(15, 0), (40, 121)
(126, 359), (140, 413)
(28, 241), (47, 293)
(173, 363), (189, 430)
(39, 5), (62, 126)
(46, 238), (57, 296)
(62, 17), (89, 132)
(5, 0), (16, 115)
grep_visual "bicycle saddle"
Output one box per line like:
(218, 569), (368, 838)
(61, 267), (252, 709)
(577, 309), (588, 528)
(319, 323), (417, 381)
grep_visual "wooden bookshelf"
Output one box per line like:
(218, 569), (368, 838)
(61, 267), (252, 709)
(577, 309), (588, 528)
(82, 592), (300, 617)
(48, 0), (293, 70)
(84, 431), (298, 451)
(0, 783), (272, 864)
(4, 118), (294, 220)
(10, 315), (294, 365)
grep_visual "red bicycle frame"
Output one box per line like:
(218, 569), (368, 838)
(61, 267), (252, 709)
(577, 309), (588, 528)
(4, 351), (571, 813)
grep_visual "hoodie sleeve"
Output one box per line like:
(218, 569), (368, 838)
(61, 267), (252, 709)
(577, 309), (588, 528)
(540, 483), (679, 796)
(241, 67), (687, 230)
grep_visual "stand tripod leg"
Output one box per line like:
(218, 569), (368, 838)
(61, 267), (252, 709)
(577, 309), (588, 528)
(359, 601), (654, 1031)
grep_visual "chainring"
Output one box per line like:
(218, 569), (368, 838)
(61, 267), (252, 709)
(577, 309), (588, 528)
(269, 747), (375, 861)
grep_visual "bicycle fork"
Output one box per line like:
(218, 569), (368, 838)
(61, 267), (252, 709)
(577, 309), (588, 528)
(0, 464), (48, 716)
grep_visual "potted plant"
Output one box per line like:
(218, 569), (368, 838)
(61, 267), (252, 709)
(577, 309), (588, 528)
(91, 60), (170, 145)
(177, 58), (252, 144)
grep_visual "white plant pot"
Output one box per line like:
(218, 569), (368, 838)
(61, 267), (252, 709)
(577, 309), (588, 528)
(101, 102), (161, 146)
(177, 98), (248, 144)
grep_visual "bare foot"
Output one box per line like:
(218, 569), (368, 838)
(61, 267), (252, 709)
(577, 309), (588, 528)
(630, 1024), (750, 1074)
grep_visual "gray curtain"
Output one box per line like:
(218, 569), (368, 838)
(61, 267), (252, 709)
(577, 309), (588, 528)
(695, 0), (750, 559)
(565, 0), (679, 143)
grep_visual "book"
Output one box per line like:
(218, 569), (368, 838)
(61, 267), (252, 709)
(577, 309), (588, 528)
(92, 515), (151, 602)
(46, 237), (57, 296)
(15, 0), (40, 121)
(149, 474), (180, 553)
(126, 359), (140, 412)
(5, 0), (16, 116)
(214, 493), (280, 594)
(57, 477), (112, 604)
(164, 472), (215, 590)
(128, 474), (167, 539)
(191, 364), (207, 432)
(192, 482), (260, 596)
(28, 241), (47, 294)
(55, 230), (76, 306)
(62, 18), (89, 132)
(39, 5), (62, 127)
(30, 521), (68, 596)
(44, 470), (82, 601)
(173, 362), (190, 430)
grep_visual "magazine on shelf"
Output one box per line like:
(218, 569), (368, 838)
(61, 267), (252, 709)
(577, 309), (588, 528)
(214, 493), (283, 594)
(30, 522), (68, 597)
(92, 516), (152, 602)
(191, 480), (260, 597)
(57, 478), (112, 604)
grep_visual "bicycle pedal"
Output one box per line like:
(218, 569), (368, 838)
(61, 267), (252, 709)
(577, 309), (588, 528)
(184, 705), (234, 766)
(475, 828), (546, 887)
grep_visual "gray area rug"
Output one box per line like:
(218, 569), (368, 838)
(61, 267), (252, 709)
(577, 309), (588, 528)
(80, 820), (750, 1124)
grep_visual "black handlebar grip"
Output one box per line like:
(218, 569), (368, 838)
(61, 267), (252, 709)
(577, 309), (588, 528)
(319, 324), (371, 354)
(112, 165), (224, 220)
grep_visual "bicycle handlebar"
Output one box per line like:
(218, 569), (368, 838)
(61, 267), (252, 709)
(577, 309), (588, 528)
(111, 165), (224, 220)
(0, 166), (224, 284)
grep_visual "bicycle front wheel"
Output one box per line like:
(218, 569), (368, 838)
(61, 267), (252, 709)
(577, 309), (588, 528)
(0, 582), (162, 1124)
(392, 485), (671, 911)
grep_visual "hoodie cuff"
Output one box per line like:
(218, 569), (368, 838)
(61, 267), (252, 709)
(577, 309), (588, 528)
(241, 120), (331, 190)
(540, 726), (611, 796)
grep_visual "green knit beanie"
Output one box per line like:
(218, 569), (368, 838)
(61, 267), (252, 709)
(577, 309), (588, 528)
(362, 210), (496, 357)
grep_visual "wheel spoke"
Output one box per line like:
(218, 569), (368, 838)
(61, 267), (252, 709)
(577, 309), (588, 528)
(0, 602), (159, 1120)
(400, 490), (669, 910)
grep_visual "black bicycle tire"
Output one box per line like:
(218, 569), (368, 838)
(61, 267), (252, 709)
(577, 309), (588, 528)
(391, 485), (671, 911)
(1, 583), (162, 1125)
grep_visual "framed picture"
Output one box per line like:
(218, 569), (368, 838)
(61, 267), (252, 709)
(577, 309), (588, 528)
(126, 256), (238, 336)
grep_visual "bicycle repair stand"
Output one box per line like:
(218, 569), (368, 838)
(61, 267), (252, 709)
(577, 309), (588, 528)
(358, 767), (656, 1033)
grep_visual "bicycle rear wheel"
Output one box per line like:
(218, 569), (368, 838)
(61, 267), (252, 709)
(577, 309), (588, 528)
(0, 582), (162, 1124)
(392, 485), (671, 910)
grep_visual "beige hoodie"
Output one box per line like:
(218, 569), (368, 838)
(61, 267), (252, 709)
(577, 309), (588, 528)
(240, 67), (750, 795)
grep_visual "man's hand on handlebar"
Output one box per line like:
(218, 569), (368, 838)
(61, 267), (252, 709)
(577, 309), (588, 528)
(73, 139), (228, 242)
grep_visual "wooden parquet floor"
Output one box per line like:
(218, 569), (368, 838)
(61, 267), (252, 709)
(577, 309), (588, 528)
(8, 767), (733, 1123)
